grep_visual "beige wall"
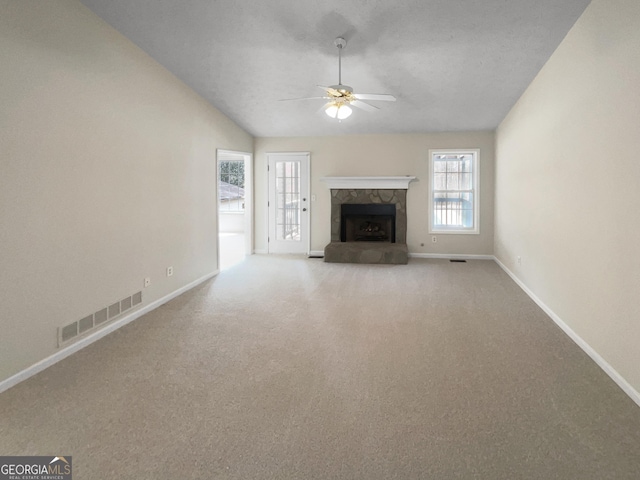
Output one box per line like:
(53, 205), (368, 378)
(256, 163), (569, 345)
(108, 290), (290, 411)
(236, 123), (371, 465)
(255, 132), (494, 255)
(0, 1), (253, 382)
(495, 0), (640, 393)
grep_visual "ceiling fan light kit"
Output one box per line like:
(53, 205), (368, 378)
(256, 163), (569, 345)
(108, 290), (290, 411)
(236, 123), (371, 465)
(281, 37), (396, 122)
(325, 103), (352, 120)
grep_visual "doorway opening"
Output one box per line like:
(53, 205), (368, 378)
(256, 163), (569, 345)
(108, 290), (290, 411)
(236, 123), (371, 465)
(217, 150), (252, 270)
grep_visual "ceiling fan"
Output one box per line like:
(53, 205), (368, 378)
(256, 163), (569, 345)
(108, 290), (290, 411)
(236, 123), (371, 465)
(282, 37), (396, 120)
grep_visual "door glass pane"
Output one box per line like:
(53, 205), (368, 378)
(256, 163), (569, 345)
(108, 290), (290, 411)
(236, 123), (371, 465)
(276, 161), (301, 241)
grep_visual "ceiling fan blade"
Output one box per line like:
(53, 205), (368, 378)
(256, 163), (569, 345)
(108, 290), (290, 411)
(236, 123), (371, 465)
(318, 85), (341, 97)
(353, 93), (396, 102)
(279, 96), (328, 102)
(351, 100), (379, 112)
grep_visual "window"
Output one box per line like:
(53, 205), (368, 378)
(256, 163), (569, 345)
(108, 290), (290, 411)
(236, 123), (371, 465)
(429, 149), (479, 234)
(218, 160), (245, 212)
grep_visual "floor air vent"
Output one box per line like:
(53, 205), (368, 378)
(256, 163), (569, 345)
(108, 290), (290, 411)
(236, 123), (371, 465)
(58, 291), (142, 347)
(450, 259), (467, 263)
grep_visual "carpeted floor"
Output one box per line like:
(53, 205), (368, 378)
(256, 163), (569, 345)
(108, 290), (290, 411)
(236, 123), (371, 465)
(1, 256), (639, 479)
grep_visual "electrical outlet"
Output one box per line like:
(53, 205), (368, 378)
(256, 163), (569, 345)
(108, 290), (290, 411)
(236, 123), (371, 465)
(144, 277), (151, 287)
(167, 266), (173, 277)
(432, 236), (437, 243)
(517, 256), (522, 266)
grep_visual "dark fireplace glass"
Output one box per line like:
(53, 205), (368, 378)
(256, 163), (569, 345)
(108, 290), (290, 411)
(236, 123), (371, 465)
(340, 204), (396, 243)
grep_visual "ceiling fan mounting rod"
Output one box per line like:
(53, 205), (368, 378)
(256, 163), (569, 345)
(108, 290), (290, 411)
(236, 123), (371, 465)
(335, 37), (346, 86)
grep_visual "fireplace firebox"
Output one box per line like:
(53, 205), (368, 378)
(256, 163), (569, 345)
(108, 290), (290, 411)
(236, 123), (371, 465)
(340, 204), (396, 243)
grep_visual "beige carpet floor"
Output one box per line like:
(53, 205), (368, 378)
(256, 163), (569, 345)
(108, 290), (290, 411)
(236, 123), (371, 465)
(1, 256), (639, 479)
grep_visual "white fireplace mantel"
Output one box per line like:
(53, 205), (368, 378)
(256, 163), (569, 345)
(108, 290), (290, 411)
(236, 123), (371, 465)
(320, 176), (417, 190)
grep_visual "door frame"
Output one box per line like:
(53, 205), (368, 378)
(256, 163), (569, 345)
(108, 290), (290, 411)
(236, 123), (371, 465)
(266, 151), (311, 255)
(216, 149), (253, 266)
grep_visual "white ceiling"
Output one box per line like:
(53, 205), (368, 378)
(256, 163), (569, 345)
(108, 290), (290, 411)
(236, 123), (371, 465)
(80, 0), (592, 137)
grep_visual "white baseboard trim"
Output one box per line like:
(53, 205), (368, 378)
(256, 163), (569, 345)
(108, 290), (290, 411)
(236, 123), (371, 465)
(410, 253), (495, 260)
(494, 257), (640, 408)
(253, 249), (268, 254)
(308, 250), (324, 258)
(0, 269), (220, 395)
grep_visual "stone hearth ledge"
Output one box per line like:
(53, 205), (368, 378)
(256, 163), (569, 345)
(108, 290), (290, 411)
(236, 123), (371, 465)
(324, 242), (409, 265)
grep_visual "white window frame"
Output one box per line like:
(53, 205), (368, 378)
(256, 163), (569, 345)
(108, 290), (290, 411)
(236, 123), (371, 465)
(428, 149), (480, 235)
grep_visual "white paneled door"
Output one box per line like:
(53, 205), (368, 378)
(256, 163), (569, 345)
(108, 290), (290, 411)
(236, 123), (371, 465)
(267, 152), (310, 254)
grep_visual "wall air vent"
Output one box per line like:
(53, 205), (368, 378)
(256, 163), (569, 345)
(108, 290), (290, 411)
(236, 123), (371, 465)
(108, 302), (121, 319)
(60, 322), (78, 343)
(94, 308), (108, 325)
(57, 291), (142, 347)
(78, 314), (94, 334)
(132, 291), (142, 306)
(450, 259), (467, 263)
(121, 296), (132, 312)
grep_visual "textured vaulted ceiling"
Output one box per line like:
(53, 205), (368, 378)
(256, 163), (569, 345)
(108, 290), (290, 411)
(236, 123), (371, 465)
(80, 0), (592, 137)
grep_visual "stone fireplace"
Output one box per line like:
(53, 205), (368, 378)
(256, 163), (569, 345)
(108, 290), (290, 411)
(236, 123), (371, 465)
(321, 176), (416, 264)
